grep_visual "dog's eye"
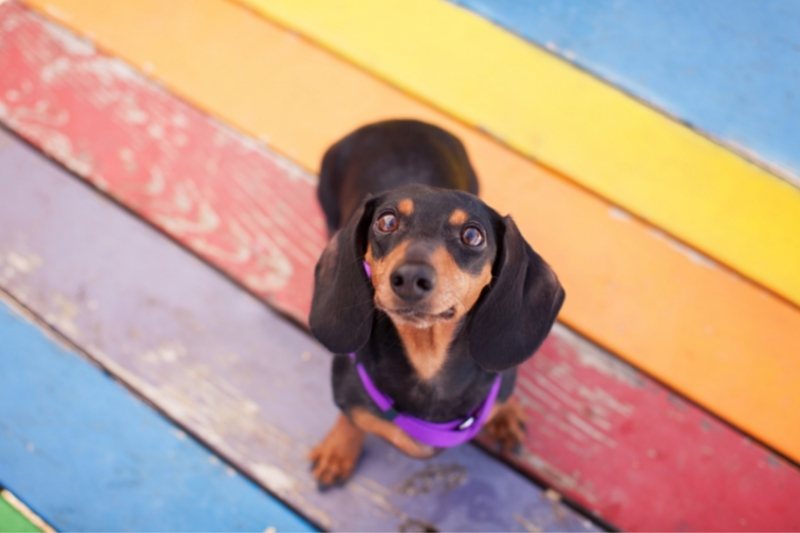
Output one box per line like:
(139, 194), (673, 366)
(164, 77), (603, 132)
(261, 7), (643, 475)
(375, 212), (399, 233)
(461, 225), (485, 247)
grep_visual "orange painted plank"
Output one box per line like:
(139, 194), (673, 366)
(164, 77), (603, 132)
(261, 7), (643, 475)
(21, 0), (800, 461)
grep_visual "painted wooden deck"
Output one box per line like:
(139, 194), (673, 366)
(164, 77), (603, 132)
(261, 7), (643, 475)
(235, 0), (800, 308)
(3, 1), (800, 531)
(9, 0), (800, 465)
(0, 129), (596, 532)
(0, 301), (312, 532)
(1, 4), (799, 530)
(451, 0), (800, 186)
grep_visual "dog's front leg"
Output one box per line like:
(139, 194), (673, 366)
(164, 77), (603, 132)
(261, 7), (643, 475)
(350, 408), (437, 459)
(483, 397), (527, 454)
(309, 414), (365, 487)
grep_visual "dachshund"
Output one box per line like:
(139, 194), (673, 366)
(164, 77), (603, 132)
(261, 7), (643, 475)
(308, 119), (564, 487)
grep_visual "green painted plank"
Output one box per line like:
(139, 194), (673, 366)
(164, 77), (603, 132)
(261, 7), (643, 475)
(0, 493), (40, 533)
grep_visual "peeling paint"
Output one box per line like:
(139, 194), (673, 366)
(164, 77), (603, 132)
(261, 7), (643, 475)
(514, 513), (544, 532)
(0, 250), (42, 283)
(648, 227), (719, 270)
(571, 345), (643, 388)
(141, 341), (187, 365)
(40, 56), (71, 83)
(567, 413), (617, 448)
(252, 463), (296, 497)
(39, 13), (94, 56)
(608, 206), (632, 223)
(44, 292), (80, 338)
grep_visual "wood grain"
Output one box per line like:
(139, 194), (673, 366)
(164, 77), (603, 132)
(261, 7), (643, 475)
(1, 6), (799, 530)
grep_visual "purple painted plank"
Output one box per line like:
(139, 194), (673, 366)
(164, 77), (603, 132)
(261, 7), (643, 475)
(0, 129), (596, 531)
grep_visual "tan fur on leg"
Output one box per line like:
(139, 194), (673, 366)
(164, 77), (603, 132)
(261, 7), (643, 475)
(351, 408), (437, 459)
(309, 414), (365, 486)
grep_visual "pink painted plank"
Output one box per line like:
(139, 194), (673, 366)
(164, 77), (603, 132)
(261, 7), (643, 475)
(1, 4), (799, 530)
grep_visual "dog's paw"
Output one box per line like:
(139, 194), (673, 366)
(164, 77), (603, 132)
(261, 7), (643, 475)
(483, 399), (526, 454)
(309, 416), (364, 489)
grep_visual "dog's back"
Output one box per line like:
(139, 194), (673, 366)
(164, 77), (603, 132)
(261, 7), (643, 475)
(317, 120), (479, 233)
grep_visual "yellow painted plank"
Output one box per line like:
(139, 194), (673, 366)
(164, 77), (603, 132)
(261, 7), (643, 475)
(237, 0), (800, 307)
(23, 0), (800, 461)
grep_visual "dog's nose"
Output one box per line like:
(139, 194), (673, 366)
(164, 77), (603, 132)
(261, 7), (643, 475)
(391, 263), (436, 301)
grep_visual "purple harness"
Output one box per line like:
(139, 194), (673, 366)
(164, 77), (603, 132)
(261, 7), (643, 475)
(354, 261), (502, 448)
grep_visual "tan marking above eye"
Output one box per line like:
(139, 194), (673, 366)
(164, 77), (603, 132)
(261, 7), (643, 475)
(448, 209), (468, 225)
(397, 198), (414, 216)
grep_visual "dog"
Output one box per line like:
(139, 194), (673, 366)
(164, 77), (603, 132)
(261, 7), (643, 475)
(308, 119), (564, 486)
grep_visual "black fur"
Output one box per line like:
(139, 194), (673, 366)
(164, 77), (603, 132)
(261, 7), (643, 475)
(311, 119), (563, 427)
(467, 215), (566, 372)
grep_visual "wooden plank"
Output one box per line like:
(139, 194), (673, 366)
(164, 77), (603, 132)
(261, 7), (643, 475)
(8, 0), (800, 463)
(517, 327), (800, 530)
(0, 132), (596, 532)
(0, 492), (41, 533)
(234, 0), (800, 308)
(0, 306), (313, 532)
(0, 11), (799, 531)
(451, 0), (800, 187)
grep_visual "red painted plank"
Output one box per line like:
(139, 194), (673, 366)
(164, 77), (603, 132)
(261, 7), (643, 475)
(1, 4), (799, 530)
(520, 327), (798, 530)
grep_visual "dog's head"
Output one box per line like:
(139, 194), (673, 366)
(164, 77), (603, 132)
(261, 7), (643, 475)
(309, 184), (565, 372)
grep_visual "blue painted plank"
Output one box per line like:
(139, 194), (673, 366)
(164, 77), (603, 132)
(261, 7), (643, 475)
(450, 0), (800, 184)
(0, 301), (313, 532)
(0, 129), (598, 530)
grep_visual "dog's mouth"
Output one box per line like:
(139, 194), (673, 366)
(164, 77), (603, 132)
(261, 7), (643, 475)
(385, 305), (456, 324)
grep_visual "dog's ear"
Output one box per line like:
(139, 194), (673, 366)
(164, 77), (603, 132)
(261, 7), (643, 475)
(467, 215), (565, 372)
(309, 197), (377, 354)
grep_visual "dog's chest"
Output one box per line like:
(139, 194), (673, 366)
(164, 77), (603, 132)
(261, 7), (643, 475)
(364, 325), (492, 421)
(393, 321), (459, 381)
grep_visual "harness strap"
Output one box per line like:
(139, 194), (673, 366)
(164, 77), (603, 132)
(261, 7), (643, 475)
(348, 352), (501, 448)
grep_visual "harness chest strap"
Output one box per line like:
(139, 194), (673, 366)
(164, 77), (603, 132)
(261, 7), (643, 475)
(348, 352), (502, 448)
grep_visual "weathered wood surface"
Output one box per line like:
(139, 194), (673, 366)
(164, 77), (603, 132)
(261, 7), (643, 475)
(238, 0), (800, 307)
(0, 130), (597, 532)
(13, 0), (800, 463)
(0, 301), (313, 532)
(1, 8), (799, 530)
(452, 0), (800, 187)
(0, 2), (326, 320)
